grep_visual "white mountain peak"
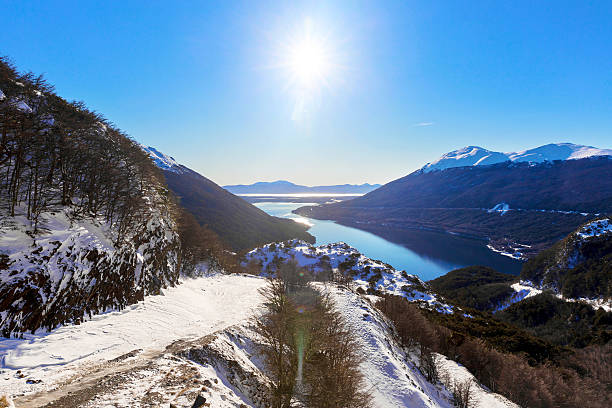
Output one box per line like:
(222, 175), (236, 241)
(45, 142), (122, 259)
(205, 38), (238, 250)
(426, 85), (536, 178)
(422, 143), (612, 173)
(139, 144), (183, 173)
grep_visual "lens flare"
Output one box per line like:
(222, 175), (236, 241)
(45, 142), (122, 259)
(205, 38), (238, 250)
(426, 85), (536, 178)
(269, 17), (343, 121)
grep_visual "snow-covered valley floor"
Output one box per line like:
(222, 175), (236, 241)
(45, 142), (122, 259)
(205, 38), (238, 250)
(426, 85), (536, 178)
(1, 273), (266, 406)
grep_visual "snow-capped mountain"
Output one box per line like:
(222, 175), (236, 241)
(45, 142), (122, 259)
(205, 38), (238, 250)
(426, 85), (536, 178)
(296, 147), (612, 258)
(140, 145), (183, 173)
(139, 146), (314, 250)
(421, 143), (612, 172)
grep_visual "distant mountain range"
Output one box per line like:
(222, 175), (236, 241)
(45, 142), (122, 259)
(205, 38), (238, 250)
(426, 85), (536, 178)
(295, 143), (612, 257)
(421, 143), (612, 173)
(141, 146), (314, 250)
(223, 180), (381, 195)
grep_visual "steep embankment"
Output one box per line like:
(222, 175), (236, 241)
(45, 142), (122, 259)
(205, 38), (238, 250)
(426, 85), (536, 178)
(142, 146), (314, 251)
(0, 58), (217, 336)
(2, 274), (268, 407)
(296, 152), (612, 257)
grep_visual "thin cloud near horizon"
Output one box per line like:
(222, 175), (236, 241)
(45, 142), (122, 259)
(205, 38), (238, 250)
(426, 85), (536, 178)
(413, 122), (434, 127)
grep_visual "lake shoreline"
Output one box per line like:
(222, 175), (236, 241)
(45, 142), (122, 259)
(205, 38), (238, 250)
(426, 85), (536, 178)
(254, 200), (523, 280)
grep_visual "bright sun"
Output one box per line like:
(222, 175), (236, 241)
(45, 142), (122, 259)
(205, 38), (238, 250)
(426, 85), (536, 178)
(288, 37), (330, 87)
(272, 18), (341, 120)
(282, 19), (334, 90)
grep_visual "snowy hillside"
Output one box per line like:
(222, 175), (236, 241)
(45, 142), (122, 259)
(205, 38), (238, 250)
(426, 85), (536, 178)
(421, 143), (612, 172)
(1, 273), (268, 407)
(139, 144), (184, 173)
(0, 60), (210, 337)
(0, 199), (181, 336)
(243, 240), (453, 313)
(518, 216), (612, 306)
(322, 285), (517, 408)
(577, 218), (612, 238)
(1, 272), (514, 408)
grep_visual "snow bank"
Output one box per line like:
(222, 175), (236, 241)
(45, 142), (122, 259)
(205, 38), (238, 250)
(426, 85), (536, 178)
(0, 273), (266, 398)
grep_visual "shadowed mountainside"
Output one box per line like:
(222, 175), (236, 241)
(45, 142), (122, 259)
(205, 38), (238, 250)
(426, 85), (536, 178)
(296, 158), (612, 256)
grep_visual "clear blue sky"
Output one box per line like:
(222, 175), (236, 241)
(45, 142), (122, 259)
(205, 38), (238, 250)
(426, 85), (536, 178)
(2, 1), (611, 185)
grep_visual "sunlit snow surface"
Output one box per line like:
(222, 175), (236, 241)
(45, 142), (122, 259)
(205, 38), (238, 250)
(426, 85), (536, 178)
(422, 143), (612, 172)
(0, 274), (266, 399)
(139, 144), (183, 173)
(244, 239), (454, 313)
(577, 218), (612, 239)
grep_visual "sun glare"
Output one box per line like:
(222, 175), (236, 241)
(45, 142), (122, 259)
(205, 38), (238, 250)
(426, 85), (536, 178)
(288, 36), (330, 88)
(271, 18), (342, 120)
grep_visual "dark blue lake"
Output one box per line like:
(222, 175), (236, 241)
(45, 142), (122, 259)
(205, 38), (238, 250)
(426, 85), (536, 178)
(254, 201), (523, 281)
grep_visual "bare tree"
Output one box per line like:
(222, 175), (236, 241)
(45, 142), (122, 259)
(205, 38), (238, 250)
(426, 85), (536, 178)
(452, 379), (475, 408)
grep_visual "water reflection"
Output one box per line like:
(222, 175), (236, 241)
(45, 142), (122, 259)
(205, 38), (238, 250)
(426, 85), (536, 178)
(255, 201), (523, 281)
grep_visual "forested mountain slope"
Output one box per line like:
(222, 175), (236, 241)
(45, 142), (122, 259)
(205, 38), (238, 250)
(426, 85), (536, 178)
(521, 217), (612, 300)
(141, 146), (314, 251)
(296, 156), (612, 256)
(0, 58), (220, 336)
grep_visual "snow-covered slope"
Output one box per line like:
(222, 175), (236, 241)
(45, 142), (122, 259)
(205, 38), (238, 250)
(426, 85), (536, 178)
(509, 143), (612, 163)
(1, 273), (267, 404)
(577, 218), (612, 239)
(422, 146), (511, 173)
(139, 144), (184, 173)
(323, 285), (516, 408)
(0, 198), (181, 336)
(421, 143), (612, 172)
(244, 240), (453, 313)
(2, 272), (514, 408)
(323, 285), (449, 407)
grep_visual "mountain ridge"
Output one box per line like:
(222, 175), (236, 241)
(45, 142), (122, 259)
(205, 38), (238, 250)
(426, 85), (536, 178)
(223, 180), (381, 194)
(422, 142), (612, 173)
(295, 156), (612, 257)
(140, 146), (314, 250)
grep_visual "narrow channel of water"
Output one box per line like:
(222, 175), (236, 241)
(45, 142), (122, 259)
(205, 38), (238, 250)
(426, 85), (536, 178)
(255, 201), (523, 281)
